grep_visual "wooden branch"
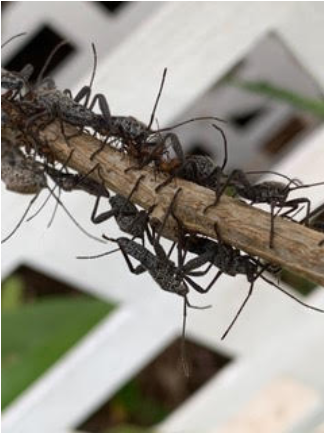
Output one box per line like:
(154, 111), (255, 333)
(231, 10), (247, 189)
(2, 113), (324, 286)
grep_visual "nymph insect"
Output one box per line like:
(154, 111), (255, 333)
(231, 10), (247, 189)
(1, 142), (103, 244)
(205, 169), (324, 248)
(178, 222), (324, 338)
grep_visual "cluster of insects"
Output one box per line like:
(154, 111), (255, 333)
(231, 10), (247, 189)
(2, 34), (324, 371)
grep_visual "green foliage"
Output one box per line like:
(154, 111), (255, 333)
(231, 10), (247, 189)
(1, 276), (25, 311)
(2, 296), (114, 409)
(110, 380), (169, 426)
(280, 269), (317, 296)
(231, 80), (324, 119)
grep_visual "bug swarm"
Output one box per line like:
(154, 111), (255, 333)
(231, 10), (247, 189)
(2, 35), (324, 369)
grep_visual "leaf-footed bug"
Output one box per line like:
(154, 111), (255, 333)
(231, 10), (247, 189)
(1, 33), (34, 100)
(173, 216), (324, 339)
(90, 175), (156, 245)
(78, 189), (220, 375)
(32, 168), (155, 245)
(154, 122), (229, 193)
(204, 168), (324, 248)
(84, 65), (226, 168)
(1, 141), (104, 244)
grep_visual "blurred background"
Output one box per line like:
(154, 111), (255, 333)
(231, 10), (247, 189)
(2, 2), (324, 433)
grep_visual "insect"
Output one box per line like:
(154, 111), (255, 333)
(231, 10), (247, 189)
(1, 140), (103, 244)
(154, 123), (228, 194)
(32, 166), (154, 245)
(174, 217), (324, 339)
(90, 175), (156, 245)
(2, 137), (47, 194)
(2, 64), (34, 100)
(5, 39), (225, 177)
(103, 233), (214, 376)
(79, 189), (218, 374)
(88, 68), (187, 165)
(21, 44), (105, 140)
(100, 189), (219, 299)
(205, 169), (324, 248)
(79, 63), (226, 170)
(1, 33), (34, 100)
(2, 41), (106, 163)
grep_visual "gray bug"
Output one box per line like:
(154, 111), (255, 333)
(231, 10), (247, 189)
(155, 124), (228, 193)
(4, 40), (223, 173)
(84, 188), (218, 299)
(2, 137), (47, 194)
(89, 175), (156, 244)
(3, 42), (105, 153)
(98, 232), (215, 377)
(71, 65), (225, 167)
(1, 139), (104, 244)
(78, 189), (216, 374)
(175, 221), (324, 339)
(2, 41), (106, 162)
(1, 33), (34, 99)
(205, 169), (324, 248)
(32, 167), (154, 244)
(1, 65), (34, 100)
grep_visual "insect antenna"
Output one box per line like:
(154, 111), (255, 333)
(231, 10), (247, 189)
(260, 274), (324, 313)
(89, 43), (98, 90)
(102, 234), (119, 243)
(46, 186), (105, 244)
(221, 263), (270, 340)
(1, 32), (27, 49)
(180, 294), (212, 374)
(245, 170), (302, 186)
(1, 192), (41, 244)
(156, 116), (227, 133)
(221, 281), (255, 340)
(36, 40), (68, 86)
(26, 150), (75, 222)
(155, 188), (182, 243)
(211, 123), (228, 170)
(300, 202), (324, 224)
(77, 247), (120, 260)
(289, 181), (324, 192)
(147, 68), (167, 130)
(181, 296), (190, 378)
(26, 187), (53, 222)
(47, 186), (61, 228)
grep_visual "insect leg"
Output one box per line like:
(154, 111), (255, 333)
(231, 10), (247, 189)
(260, 274), (324, 313)
(2, 192), (41, 243)
(221, 281), (255, 340)
(147, 68), (167, 130)
(269, 201), (276, 249)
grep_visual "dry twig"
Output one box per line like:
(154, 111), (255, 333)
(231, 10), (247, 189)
(2, 108), (324, 286)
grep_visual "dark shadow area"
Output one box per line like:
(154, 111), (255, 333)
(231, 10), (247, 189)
(3, 264), (86, 301)
(3, 25), (75, 82)
(95, 2), (128, 14)
(1, 1), (12, 12)
(186, 142), (213, 157)
(79, 337), (232, 432)
(229, 107), (267, 129)
(261, 116), (308, 155)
